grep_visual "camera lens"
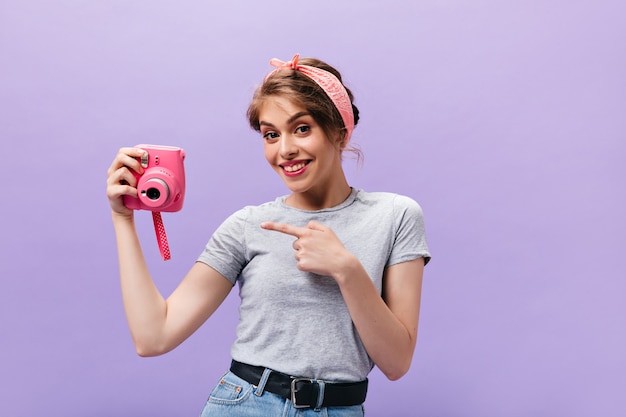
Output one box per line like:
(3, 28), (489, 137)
(139, 177), (170, 208)
(146, 188), (161, 200)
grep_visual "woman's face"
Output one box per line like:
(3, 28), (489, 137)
(258, 95), (343, 197)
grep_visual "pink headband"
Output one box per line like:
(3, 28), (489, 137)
(267, 53), (355, 143)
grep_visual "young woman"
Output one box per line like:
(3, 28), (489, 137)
(106, 54), (430, 416)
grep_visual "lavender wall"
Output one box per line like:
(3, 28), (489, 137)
(1, 1), (624, 416)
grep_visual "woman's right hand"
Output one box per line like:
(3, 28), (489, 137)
(106, 147), (146, 217)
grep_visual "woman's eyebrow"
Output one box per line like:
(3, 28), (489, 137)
(259, 112), (311, 128)
(286, 112), (310, 124)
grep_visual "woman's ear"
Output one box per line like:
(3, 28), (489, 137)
(336, 129), (348, 150)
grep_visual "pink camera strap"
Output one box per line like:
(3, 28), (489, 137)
(152, 212), (171, 261)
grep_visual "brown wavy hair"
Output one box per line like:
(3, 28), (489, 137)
(247, 57), (361, 160)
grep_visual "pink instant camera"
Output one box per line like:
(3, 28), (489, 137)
(123, 144), (186, 212)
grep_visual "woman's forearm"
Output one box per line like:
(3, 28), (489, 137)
(112, 212), (168, 356)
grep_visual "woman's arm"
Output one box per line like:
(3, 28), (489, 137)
(114, 215), (232, 356)
(107, 148), (232, 356)
(334, 256), (424, 381)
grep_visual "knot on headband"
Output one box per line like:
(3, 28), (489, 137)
(269, 54), (301, 70)
(267, 53), (354, 143)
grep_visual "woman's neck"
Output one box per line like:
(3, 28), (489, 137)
(285, 179), (352, 211)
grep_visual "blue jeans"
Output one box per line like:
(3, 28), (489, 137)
(200, 371), (365, 417)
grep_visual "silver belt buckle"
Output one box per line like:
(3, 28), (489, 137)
(291, 378), (314, 409)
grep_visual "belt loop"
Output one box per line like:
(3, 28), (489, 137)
(314, 380), (325, 411)
(254, 368), (272, 397)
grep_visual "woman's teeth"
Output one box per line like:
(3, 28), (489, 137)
(284, 162), (307, 172)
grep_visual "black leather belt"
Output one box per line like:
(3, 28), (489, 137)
(230, 360), (368, 409)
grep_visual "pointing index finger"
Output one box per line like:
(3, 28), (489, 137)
(260, 222), (305, 238)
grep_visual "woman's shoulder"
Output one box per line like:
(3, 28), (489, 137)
(224, 196), (286, 221)
(355, 189), (423, 210)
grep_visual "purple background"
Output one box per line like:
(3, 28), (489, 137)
(1, 1), (624, 416)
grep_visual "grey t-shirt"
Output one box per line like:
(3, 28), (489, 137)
(197, 188), (430, 382)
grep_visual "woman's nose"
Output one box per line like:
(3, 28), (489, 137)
(279, 135), (298, 158)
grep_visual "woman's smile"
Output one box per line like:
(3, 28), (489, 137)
(280, 159), (311, 175)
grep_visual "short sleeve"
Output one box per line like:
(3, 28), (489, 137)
(196, 208), (250, 284)
(387, 195), (431, 267)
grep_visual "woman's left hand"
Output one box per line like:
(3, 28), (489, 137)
(260, 220), (353, 279)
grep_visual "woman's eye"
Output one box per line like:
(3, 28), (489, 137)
(263, 131), (279, 141)
(295, 125), (310, 135)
